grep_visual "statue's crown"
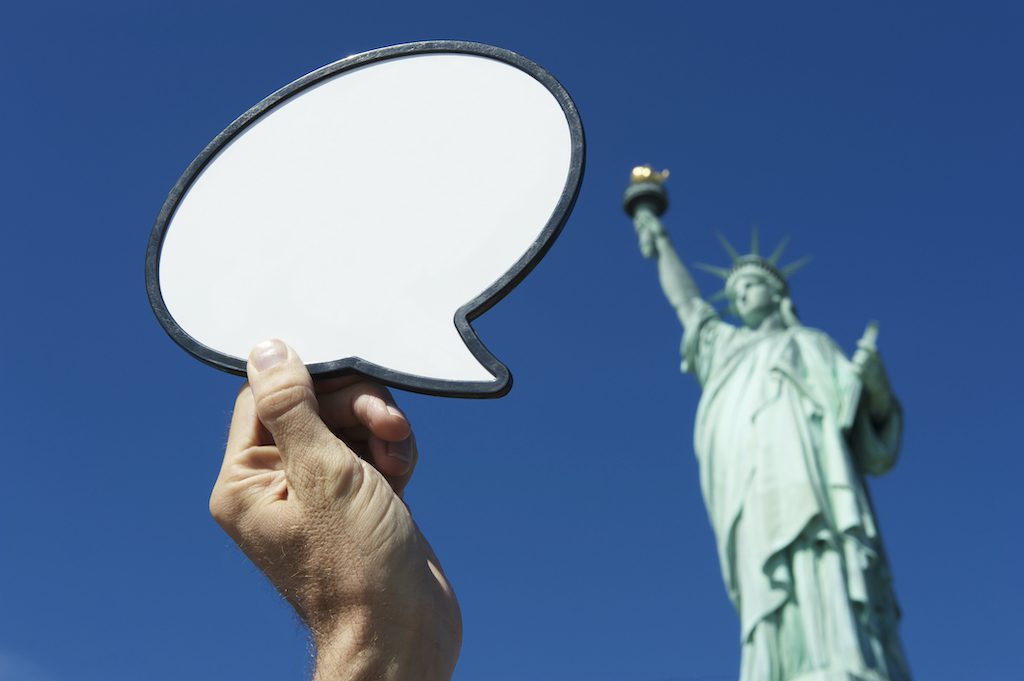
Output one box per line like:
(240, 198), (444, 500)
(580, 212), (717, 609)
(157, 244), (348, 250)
(695, 228), (812, 306)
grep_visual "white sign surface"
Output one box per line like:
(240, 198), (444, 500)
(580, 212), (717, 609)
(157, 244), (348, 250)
(147, 42), (584, 396)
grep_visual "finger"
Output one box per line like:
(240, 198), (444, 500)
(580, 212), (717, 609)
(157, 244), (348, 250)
(368, 433), (415, 478)
(317, 381), (411, 442)
(368, 433), (419, 496)
(225, 382), (263, 455)
(211, 386), (259, 527)
(247, 339), (341, 476)
(225, 382), (277, 454)
(211, 382), (282, 532)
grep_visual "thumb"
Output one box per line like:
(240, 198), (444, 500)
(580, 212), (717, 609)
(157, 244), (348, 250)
(247, 339), (339, 478)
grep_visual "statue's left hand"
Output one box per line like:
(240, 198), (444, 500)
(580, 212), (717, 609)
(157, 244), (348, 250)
(852, 340), (894, 421)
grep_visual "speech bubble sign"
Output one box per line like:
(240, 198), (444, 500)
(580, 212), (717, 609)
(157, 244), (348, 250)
(146, 41), (585, 397)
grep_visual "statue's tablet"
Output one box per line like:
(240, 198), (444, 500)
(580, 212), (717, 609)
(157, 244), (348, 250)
(146, 41), (584, 397)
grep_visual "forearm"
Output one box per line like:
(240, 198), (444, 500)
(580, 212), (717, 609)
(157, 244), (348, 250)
(313, 614), (459, 681)
(631, 206), (705, 326)
(311, 564), (461, 681)
(651, 233), (703, 324)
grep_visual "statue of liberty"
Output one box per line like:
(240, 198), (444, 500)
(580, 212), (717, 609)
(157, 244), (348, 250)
(624, 167), (911, 681)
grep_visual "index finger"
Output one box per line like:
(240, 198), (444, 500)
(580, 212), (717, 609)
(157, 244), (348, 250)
(225, 382), (269, 455)
(318, 380), (411, 442)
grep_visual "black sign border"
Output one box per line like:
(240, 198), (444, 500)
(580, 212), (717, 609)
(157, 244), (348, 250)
(145, 40), (585, 398)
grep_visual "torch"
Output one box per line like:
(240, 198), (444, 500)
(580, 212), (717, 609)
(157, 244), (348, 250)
(623, 165), (670, 258)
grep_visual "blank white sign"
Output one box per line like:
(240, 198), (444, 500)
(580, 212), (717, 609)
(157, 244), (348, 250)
(148, 42), (584, 397)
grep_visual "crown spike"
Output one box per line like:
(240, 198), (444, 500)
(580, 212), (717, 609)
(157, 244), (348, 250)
(750, 224), (760, 257)
(781, 255), (814, 277)
(715, 232), (741, 264)
(695, 262), (732, 280)
(768, 236), (791, 266)
(709, 288), (729, 303)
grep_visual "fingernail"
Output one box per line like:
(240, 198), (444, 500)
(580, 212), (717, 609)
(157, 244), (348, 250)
(252, 339), (287, 371)
(386, 404), (405, 419)
(387, 438), (412, 463)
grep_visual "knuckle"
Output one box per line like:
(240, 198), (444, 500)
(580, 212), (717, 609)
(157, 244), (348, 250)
(343, 383), (392, 421)
(208, 486), (234, 527)
(232, 445), (281, 471)
(255, 383), (315, 425)
(292, 450), (360, 503)
(294, 447), (361, 502)
(231, 384), (253, 416)
(327, 456), (363, 500)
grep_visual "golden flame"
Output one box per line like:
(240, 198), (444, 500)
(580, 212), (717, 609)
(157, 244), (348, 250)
(630, 165), (670, 184)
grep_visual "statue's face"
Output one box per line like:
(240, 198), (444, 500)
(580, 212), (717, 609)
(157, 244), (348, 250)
(731, 273), (779, 328)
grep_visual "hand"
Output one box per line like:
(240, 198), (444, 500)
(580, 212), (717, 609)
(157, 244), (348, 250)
(851, 338), (894, 422)
(210, 339), (461, 681)
(634, 209), (664, 259)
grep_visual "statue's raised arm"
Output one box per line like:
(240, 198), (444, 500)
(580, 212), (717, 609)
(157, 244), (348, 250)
(623, 166), (705, 330)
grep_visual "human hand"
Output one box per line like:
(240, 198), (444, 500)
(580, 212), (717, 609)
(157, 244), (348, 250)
(634, 209), (664, 258)
(210, 339), (461, 681)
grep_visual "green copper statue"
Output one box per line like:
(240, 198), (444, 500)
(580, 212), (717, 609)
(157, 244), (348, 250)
(625, 167), (910, 681)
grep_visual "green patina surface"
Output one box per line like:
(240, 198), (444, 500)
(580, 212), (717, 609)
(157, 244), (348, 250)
(626, 171), (911, 681)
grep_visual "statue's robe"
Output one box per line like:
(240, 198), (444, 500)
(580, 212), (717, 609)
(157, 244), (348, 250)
(683, 304), (911, 681)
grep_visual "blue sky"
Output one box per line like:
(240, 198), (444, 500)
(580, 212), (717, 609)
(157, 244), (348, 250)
(1, 2), (1021, 680)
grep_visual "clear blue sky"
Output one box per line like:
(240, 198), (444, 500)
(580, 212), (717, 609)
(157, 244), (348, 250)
(1, 2), (1021, 680)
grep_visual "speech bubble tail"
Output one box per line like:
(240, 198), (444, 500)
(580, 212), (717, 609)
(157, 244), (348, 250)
(305, 316), (512, 398)
(334, 326), (511, 398)
(377, 316), (512, 397)
(449, 317), (513, 397)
